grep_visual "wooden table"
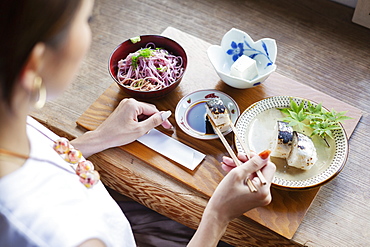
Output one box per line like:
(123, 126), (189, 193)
(31, 0), (370, 246)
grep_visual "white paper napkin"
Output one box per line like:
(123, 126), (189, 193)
(137, 129), (205, 170)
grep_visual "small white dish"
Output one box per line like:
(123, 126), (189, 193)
(235, 96), (348, 190)
(175, 89), (240, 140)
(207, 28), (277, 89)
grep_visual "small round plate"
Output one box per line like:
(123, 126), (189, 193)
(235, 96), (349, 190)
(175, 89), (240, 140)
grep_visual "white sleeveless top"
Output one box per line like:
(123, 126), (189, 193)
(0, 117), (136, 247)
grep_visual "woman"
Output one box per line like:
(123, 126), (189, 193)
(0, 0), (276, 246)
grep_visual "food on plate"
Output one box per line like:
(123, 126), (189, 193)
(116, 44), (185, 91)
(236, 96), (348, 188)
(270, 120), (318, 170)
(270, 121), (294, 159)
(287, 132), (318, 170)
(230, 55), (258, 80)
(205, 98), (231, 132)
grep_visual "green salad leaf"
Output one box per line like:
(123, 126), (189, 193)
(280, 98), (352, 147)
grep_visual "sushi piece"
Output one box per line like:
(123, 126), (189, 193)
(287, 131), (318, 170)
(205, 98), (231, 132)
(270, 121), (294, 159)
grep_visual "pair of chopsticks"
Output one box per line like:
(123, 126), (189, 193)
(208, 117), (267, 192)
(230, 122), (267, 186)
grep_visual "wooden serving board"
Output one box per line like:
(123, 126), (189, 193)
(77, 27), (362, 239)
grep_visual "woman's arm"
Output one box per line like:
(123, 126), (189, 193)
(187, 210), (228, 247)
(188, 152), (276, 247)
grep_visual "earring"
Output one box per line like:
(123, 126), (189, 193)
(34, 76), (46, 109)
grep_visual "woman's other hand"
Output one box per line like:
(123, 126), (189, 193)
(209, 151), (276, 222)
(96, 98), (172, 144)
(71, 98), (172, 157)
(188, 151), (275, 247)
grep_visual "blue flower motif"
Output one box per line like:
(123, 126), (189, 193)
(226, 37), (274, 68)
(226, 41), (244, 62)
(243, 38), (274, 68)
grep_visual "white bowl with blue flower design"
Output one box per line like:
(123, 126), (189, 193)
(207, 28), (277, 89)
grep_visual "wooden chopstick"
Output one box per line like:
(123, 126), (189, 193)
(208, 117), (257, 193)
(229, 122), (267, 185)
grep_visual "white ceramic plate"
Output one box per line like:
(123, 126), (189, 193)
(235, 96), (349, 190)
(175, 89), (240, 140)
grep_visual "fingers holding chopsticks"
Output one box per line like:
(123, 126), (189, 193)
(222, 150), (276, 188)
(221, 153), (249, 172)
(207, 150), (276, 222)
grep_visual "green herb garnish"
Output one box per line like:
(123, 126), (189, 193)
(156, 66), (167, 72)
(130, 36), (141, 43)
(280, 98), (351, 147)
(131, 48), (153, 69)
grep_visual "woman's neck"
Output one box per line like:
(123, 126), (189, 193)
(0, 101), (31, 177)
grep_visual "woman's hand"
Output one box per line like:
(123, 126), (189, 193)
(209, 151), (276, 222)
(188, 151), (275, 247)
(71, 98), (172, 157)
(221, 152), (250, 172)
(95, 98), (172, 145)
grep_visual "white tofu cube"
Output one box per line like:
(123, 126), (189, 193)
(230, 55), (258, 80)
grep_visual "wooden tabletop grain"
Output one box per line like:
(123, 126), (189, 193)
(31, 0), (370, 246)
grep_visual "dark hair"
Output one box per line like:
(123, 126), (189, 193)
(0, 0), (82, 106)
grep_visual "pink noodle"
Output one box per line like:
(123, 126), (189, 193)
(117, 44), (184, 91)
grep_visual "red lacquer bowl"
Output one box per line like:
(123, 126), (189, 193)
(108, 35), (187, 100)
